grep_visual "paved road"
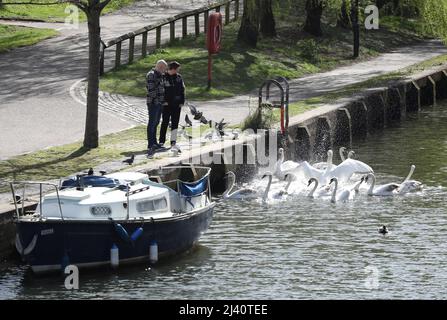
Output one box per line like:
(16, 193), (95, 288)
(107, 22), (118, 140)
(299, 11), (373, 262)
(0, 0), (212, 160)
(78, 40), (447, 127)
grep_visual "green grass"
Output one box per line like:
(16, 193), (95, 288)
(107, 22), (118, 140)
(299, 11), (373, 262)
(0, 123), (213, 192)
(100, 15), (428, 101)
(0, 126), (147, 191)
(0, 24), (58, 52)
(0, 0), (135, 22)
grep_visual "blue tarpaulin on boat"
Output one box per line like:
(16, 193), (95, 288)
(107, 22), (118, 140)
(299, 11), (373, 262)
(179, 176), (208, 197)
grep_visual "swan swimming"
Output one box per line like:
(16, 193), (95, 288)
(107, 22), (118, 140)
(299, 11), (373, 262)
(339, 147), (356, 161)
(365, 173), (399, 197)
(307, 178), (331, 198)
(398, 165), (423, 194)
(313, 150), (336, 171)
(261, 172), (274, 203)
(329, 177), (352, 203)
(223, 171), (258, 200)
(275, 148), (298, 180)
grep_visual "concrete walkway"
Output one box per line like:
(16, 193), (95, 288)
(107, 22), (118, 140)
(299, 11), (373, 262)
(0, 0), (212, 160)
(77, 40), (447, 127)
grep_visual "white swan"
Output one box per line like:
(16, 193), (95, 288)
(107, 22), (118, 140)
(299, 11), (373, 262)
(339, 147), (356, 161)
(329, 177), (352, 203)
(325, 158), (373, 185)
(274, 148), (299, 180)
(365, 173), (399, 197)
(307, 178), (331, 198)
(281, 155), (373, 187)
(261, 172), (274, 203)
(223, 171), (258, 200)
(398, 165), (422, 194)
(273, 173), (295, 198)
(313, 150), (336, 171)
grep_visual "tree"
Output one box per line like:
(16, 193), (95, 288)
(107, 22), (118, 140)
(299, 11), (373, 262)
(237, 0), (260, 47)
(2, 0), (111, 149)
(259, 0), (276, 37)
(351, 0), (360, 58)
(337, 0), (351, 29)
(303, 0), (325, 36)
(75, 0), (112, 149)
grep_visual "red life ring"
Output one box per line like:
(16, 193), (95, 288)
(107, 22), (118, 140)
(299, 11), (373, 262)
(207, 12), (222, 54)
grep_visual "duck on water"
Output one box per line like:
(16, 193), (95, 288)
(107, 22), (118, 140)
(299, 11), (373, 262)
(11, 165), (215, 274)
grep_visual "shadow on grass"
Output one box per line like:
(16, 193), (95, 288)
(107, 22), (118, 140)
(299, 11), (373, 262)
(2, 146), (91, 179)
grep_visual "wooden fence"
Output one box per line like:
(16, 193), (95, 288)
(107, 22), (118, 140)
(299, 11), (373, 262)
(100, 0), (241, 75)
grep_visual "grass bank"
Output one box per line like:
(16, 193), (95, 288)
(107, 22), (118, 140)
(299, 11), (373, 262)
(100, 16), (427, 101)
(0, 24), (58, 52)
(0, 0), (134, 22)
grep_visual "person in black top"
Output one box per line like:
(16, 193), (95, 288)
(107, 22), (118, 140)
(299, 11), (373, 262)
(159, 61), (185, 153)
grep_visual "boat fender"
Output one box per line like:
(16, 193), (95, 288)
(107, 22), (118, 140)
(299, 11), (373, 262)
(23, 234), (38, 256)
(114, 223), (132, 243)
(15, 234), (23, 255)
(130, 227), (144, 242)
(61, 252), (70, 271)
(110, 244), (119, 268)
(15, 233), (38, 256)
(149, 241), (158, 264)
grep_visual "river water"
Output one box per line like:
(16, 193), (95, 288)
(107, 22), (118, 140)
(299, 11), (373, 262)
(1, 102), (447, 300)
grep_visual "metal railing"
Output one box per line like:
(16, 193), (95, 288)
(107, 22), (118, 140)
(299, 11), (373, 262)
(100, 0), (242, 75)
(10, 182), (64, 221)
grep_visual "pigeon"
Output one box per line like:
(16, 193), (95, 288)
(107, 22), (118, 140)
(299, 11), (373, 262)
(14, 195), (22, 204)
(100, 171), (107, 176)
(122, 154), (135, 165)
(187, 103), (199, 116)
(185, 114), (193, 127)
(215, 119), (228, 137)
(87, 168), (94, 176)
(216, 118), (228, 132)
(178, 125), (193, 142)
(200, 115), (209, 125)
(187, 102), (204, 120)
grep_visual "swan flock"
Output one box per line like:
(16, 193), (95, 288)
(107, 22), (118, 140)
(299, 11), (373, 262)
(223, 147), (423, 204)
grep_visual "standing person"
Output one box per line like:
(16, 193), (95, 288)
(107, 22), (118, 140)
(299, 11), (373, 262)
(146, 60), (168, 158)
(159, 61), (185, 153)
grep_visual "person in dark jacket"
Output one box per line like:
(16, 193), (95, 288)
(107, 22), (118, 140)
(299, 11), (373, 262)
(146, 60), (168, 158)
(159, 61), (185, 153)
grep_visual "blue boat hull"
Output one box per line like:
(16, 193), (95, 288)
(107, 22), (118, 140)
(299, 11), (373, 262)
(15, 205), (215, 273)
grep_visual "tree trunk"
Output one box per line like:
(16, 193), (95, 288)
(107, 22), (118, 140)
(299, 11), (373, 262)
(83, 8), (101, 149)
(337, 0), (351, 29)
(303, 0), (324, 37)
(259, 0), (276, 37)
(237, 0), (260, 47)
(351, 0), (360, 58)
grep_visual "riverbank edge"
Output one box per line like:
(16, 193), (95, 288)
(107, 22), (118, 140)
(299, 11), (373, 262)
(1, 64), (446, 261)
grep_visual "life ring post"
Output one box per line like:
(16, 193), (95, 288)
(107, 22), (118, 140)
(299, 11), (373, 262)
(207, 53), (212, 90)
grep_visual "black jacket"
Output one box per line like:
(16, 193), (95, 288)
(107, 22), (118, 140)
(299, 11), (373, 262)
(164, 73), (185, 107)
